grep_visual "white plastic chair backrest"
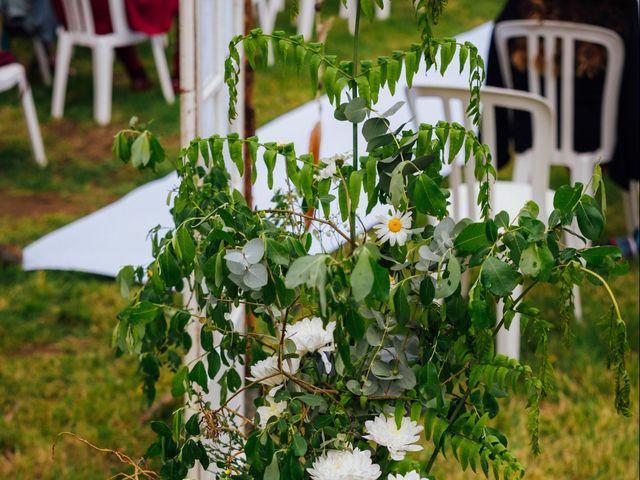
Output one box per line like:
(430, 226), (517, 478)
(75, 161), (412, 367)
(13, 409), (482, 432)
(494, 20), (624, 166)
(59, 0), (130, 35)
(406, 85), (554, 220)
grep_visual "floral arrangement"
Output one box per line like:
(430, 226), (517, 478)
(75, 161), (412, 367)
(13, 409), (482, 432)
(113, 1), (631, 479)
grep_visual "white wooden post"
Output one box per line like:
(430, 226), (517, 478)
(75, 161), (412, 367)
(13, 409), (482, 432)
(180, 1), (245, 477)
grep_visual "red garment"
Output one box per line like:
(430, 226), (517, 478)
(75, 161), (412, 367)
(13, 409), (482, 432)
(0, 51), (17, 67)
(53, 0), (177, 35)
(125, 0), (178, 35)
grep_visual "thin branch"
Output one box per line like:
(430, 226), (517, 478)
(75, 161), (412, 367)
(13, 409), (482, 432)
(261, 208), (351, 243)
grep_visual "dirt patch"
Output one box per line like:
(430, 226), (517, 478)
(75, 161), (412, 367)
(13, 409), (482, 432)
(0, 190), (117, 218)
(5, 338), (100, 357)
(46, 118), (120, 163)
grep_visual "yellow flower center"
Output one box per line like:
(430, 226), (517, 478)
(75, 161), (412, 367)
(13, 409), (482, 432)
(387, 218), (403, 233)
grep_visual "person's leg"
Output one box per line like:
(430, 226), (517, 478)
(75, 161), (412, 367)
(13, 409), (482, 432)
(115, 46), (151, 90)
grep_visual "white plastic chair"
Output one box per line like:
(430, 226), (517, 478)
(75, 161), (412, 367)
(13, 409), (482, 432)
(296, 0), (391, 39)
(0, 63), (47, 165)
(494, 20), (629, 318)
(51, 0), (175, 125)
(493, 21), (631, 215)
(406, 85), (555, 360)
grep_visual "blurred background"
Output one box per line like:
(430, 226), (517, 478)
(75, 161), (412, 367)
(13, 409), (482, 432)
(0, 0), (637, 478)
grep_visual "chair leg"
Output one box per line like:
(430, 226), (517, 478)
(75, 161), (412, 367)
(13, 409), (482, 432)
(92, 43), (114, 125)
(32, 39), (52, 86)
(18, 74), (47, 166)
(496, 284), (522, 360)
(622, 180), (640, 233)
(296, 0), (315, 39)
(150, 36), (175, 104)
(51, 33), (74, 119)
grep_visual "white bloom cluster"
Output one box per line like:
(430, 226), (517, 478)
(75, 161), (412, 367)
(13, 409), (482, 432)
(364, 414), (424, 460)
(286, 317), (336, 373)
(307, 448), (381, 480)
(388, 471), (429, 480)
(255, 397), (287, 429)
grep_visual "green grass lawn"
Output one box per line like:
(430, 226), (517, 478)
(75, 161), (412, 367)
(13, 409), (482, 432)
(0, 1), (637, 478)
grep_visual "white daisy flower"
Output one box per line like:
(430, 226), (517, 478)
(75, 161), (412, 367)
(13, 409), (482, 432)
(363, 414), (424, 461)
(286, 317), (336, 373)
(307, 448), (382, 480)
(373, 210), (414, 247)
(255, 398), (287, 429)
(388, 471), (429, 480)
(247, 355), (300, 389)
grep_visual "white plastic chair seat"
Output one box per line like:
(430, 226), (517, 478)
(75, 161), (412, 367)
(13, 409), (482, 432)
(0, 63), (47, 165)
(451, 181), (555, 221)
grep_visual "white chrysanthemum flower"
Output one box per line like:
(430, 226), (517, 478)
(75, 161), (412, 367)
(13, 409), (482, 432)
(307, 448), (381, 480)
(373, 210), (414, 246)
(255, 398), (287, 429)
(286, 317), (336, 373)
(247, 355), (300, 388)
(388, 471), (428, 480)
(364, 414), (424, 461)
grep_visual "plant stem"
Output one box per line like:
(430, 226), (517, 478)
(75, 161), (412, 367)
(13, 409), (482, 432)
(424, 386), (472, 475)
(579, 266), (622, 320)
(349, 0), (362, 249)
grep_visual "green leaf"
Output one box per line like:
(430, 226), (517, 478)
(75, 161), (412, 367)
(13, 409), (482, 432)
(413, 174), (448, 218)
(284, 255), (329, 314)
(369, 258), (390, 301)
(393, 283), (411, 324)
(351, 250), (374, 301)
(576, 195), (604, 240)
(349, 170), (364, 211)
(263, 146), (277, 189)
(440, 39), (456, 75)
(171, 366), (188, 397)
(131, 131), (151, 168)
(344, 97), (367, 123)
(185, 414), (200, 436)
(419, 277), (435, 305)
(553, 184), (582, 214)
(481, 257), (521, 297)
(116, 265), (135, 298)
(436, 254), (460, 299)
(298, 394), (327, 408)
(455, 222), (490, 253)
(264, 454), (280, 480)
(267, 238), (290, 266)
(292, 433), (308, 456)
(175, 226), (196, 268)
(227, 133), (243, 176)
(520, 244), (554, 281)
(362, 117), (390, 141)
(207, 350), (221, 379)
(189, 361), (209, 393)
(151, 420), (173, 440)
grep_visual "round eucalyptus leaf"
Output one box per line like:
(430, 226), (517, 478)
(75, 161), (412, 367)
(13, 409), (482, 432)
(243, 238), (265, 264)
